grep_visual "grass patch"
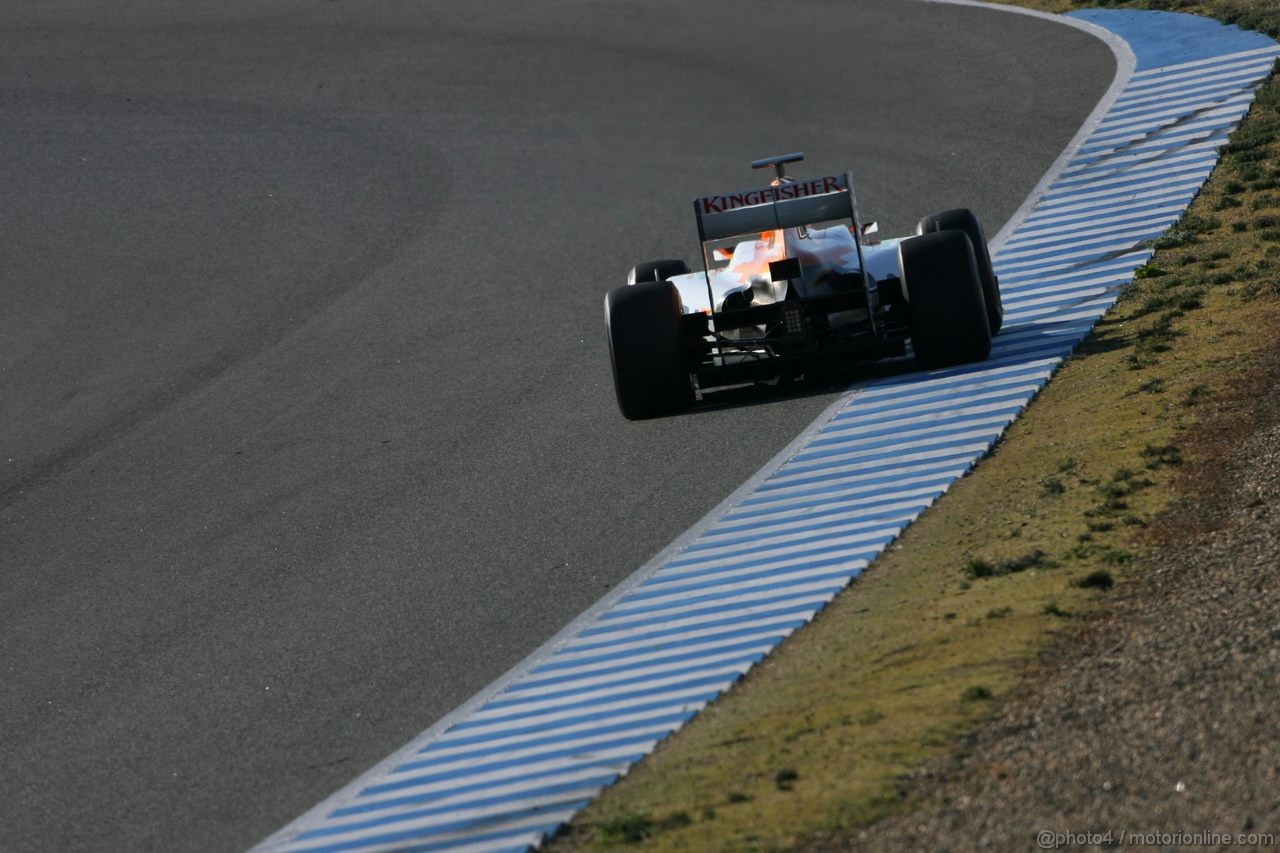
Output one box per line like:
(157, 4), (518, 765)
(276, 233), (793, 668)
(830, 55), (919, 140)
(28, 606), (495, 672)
(1040, 475), (1067, 495)
(1074, 570), (1115, 591)
(857, 707), (886, 725)
(964, 549), (1051, 579)
(596, 813), (670, 845)
(1137, 377), (1165, 394)
(1140, 443), (1183, 468)
(1182, 384), (1210, 406)
(549, 4), (1280, 851)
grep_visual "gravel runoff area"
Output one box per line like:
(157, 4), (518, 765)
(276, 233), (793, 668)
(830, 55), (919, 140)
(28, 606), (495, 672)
(814, 355), (1280, 851)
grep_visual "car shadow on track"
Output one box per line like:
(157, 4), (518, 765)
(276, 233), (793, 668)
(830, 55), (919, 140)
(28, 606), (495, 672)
(691, 355), (922, 415)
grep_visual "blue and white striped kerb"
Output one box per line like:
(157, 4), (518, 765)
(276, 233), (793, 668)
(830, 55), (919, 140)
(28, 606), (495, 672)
(260, 9), (1279, 852)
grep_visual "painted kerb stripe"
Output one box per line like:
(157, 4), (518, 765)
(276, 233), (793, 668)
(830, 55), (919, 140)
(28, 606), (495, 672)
(257, 8), (1279, 852)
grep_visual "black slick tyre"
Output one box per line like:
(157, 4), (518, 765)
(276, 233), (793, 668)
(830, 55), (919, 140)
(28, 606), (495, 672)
(900, 230), (992, 369)
(605, 280), (695, 419)
(627, 259), (691, 284)
(917, 208), (1002, 334)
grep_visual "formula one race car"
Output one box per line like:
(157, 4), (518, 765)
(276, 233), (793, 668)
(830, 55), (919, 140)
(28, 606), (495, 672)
(605, 153), (1003, 419)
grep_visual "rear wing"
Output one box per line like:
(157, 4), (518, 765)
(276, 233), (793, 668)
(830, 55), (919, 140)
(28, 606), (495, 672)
(694, 172), (856, 243)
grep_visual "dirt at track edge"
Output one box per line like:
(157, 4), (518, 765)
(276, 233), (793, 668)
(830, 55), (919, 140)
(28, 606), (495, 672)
(813, 318), (1280, 851)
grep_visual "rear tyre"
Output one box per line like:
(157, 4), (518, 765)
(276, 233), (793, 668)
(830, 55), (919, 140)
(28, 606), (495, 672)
(627, 259), (691, 284)
(901, 230), (992, 369)
(917, 208), (1002, 334)
(605, 280), (695, 419)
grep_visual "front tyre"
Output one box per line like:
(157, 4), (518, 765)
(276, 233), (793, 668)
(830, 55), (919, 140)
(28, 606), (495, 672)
(917, 208), (1002, 334)
(605, 280), (695, 419)
(901, 230), (992, 369)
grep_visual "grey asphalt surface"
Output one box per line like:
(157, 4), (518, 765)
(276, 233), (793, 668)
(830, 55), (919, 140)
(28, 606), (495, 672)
(0, 2), (1114, 850)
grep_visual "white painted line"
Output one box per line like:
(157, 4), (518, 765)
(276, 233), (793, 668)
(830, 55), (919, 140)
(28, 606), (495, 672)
(512, 639), (773, 685)
(1038, 174), (1207, 206)
(286, 806), (584, 853)
(1117, 57), (1278, 98)
(1128, 44), (1280, 80)
(1110, 70), (1272, 112)
(677, 521), (905, 562)
(319, 765), (612, 822)
(600, 577), (844, 620)
(1083, 98), (1254, 146)
(1018, 196), (1192, 230)
(1058, 137), (1227, 177)
(466, 662), (758, 720)
(1092, 89), (1255, 137)
(451, 684), (719, 732)
(997, 222), (1166, 261)
(421, 712), (691, 756)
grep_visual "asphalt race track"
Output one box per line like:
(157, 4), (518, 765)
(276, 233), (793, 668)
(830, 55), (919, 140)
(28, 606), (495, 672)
(0, 2), (1114, 849)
